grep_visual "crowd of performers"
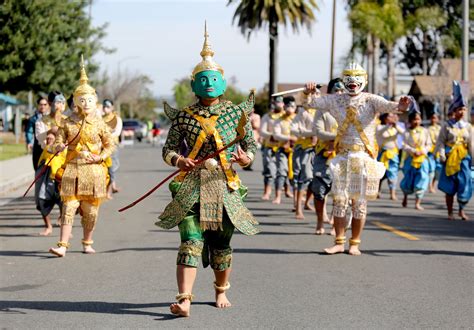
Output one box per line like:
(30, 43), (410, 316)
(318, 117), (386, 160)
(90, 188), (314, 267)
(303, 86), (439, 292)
(19, 23), (473, 319)
(25, 58), (122, 254)
(258, 75), (473, 245)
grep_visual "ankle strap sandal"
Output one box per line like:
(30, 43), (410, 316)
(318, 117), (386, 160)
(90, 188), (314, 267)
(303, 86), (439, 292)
(334, 236), (346, 245)
(175, 292), (194, 303)
(81, 239), (94, 246)
(56, 241), (70, 248)
(213, 282), (231, 293)
(349, 238), (361, 246)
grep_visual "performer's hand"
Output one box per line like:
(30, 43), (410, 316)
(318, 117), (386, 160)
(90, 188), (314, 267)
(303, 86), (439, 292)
(231, 146), (251, 167)
(398, 96), (411, 112)
(177, 157), (197, 171)
(55, 143), (66, 152)
(304, 82), (318, 95)
(86, 153), (101, 164)
(414, 150), (422, 157)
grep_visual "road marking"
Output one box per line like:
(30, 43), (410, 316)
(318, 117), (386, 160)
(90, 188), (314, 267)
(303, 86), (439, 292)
(372, 221), (420, 241)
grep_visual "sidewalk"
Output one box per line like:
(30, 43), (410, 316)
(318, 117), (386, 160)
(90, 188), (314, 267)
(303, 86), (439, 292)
(0, 154), (34, 200)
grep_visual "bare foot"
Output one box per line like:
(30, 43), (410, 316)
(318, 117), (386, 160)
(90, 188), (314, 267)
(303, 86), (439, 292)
(272, 198), (281, 205)
(49, 246), (66, 257)
(415, 204), (424, 210)
(295, 212), (305, 220)
(170, 299), (191, 317)
(83, 245), (96, 254)
(348, 245), (362, 256)
(285, 191), (294, 198)
(459, 210), (469, 221)
(215, 291), (232, 309)
(390, 195), (398, 201)
(39, 227), (53, 236)
(304, 204), (315, 211)
(261, 194), (270, 201)
(324, 244), (345, 255)
(112, 187), (121, 193)
(402, 197), (407, 208)
(448, 213), (455, 221)
(314, 227), (325, 235)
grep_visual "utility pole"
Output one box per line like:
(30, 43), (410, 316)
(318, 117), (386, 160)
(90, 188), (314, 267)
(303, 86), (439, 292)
(330, 0), (337, 80)
(461, 0), (470, 120)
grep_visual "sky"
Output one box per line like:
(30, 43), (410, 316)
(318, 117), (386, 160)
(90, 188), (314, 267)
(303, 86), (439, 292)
(91, 0), (353, 98)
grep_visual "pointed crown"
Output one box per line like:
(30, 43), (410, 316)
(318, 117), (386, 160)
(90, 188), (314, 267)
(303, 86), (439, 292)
(74, 55), (96, 98)
(191, 22), (224, 79)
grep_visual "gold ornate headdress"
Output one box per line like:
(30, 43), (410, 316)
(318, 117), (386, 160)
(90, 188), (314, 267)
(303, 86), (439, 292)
(191, 21), (224, 79)
(74, 55), (96, 97)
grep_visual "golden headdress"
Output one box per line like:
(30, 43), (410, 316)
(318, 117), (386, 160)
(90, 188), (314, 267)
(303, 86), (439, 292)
(191, 21), (224, 79)
(74, 55), (96, 97)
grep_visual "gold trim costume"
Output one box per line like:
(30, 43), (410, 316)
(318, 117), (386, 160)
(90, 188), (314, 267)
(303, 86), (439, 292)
(55, 61), (115, 232)
(156, 25), (259, 272)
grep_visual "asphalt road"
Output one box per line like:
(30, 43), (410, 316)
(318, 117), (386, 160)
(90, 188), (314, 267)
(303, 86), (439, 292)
(1, 144), (473, 328)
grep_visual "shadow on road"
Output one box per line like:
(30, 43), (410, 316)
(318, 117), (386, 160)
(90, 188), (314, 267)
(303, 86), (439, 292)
(0, 300), (215, 320)
(364, 249), (474, 257)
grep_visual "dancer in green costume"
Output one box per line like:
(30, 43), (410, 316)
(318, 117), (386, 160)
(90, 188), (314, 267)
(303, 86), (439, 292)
(156, 23), (259, 317)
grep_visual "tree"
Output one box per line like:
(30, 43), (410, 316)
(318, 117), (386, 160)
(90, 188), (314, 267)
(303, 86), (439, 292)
(0, 0), (112, 95)
(227, 0), (319, 104)
(404, 6), (447, 75)
(96, 69), (156, 119)
(349, 0), (405, 98)
(398, 0), (474, 75)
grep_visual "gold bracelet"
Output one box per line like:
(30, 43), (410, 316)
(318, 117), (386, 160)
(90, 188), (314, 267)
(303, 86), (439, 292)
(174, 155), (183, 168)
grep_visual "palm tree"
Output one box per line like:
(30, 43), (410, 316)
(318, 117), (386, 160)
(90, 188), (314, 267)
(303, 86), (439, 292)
(349, 0), (405, 98)
(405, 6), (447, 75)
(227, 0), (319, 102)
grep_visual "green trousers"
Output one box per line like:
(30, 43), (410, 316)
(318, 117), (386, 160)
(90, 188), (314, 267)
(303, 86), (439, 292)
(177, 204), (235, 271)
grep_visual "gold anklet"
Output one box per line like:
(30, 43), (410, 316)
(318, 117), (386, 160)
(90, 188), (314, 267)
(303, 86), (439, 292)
(81, 239), (94, 246)
(175, 292), (194, 302)
(335, 236), (346, 245)
(213, 282), (231, 293)
(56, 241), (70, 248)
(349, 238), (361, 246)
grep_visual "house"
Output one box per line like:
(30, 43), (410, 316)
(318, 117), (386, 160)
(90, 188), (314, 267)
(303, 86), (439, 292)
(408, 59), (473, 118)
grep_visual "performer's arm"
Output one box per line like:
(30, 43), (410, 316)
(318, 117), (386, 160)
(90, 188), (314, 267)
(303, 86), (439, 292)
(297, 111), (316, 138)
(434, 123), (448, 162)
(402, 131), (417, 155)
(35, 119), (47, 149)
(112, 117), (123, 138)
(259, 114), (272, 140)
(290, 112), (302, 136)
(238, 120), (258, 166)
(314, 112), (336, 141)
(370, 94), (398, 114)
(423, 129), (432, 155)
(273, 121), (290, 142)
(99, 124), (116, 161)
(162, 118), (184, 167)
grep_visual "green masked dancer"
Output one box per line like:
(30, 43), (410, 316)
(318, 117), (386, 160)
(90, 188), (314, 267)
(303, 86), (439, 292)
(157, 22), (259, 317)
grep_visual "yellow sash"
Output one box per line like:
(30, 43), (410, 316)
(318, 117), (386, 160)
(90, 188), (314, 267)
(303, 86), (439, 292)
(380, 147), (398, 169)
(334, 106), (377, 158)
(409, 128), (426, 169)
(175, 110), (241, 190)
(445, 127), (469, 176)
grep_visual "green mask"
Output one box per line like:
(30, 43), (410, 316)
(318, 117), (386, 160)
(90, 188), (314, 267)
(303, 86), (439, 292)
(191, 70), (227, 99)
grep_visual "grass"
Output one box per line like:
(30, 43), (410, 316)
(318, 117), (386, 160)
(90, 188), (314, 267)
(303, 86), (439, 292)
(0, 143), (28, 161)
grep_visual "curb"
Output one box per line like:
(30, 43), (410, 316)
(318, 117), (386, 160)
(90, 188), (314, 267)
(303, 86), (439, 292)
(0, 171), (33, 196)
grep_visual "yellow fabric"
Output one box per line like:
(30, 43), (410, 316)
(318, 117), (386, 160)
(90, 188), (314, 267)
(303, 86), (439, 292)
(38, 148), (67, 180)
(380, 147), (398, 169)
(287, 148), (294, 180)
(295, 137), (313, 149)
(409, 128), (426, 169)
(446, 143), (468, 176)
(177, 109), (241, 190)
(104, 156), (113, 168)
(334, 106), (377, 158)
(428, 125), (440, 154)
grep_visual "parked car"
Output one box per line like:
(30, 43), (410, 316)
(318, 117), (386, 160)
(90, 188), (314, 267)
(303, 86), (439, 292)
(122, 119), (145, 142)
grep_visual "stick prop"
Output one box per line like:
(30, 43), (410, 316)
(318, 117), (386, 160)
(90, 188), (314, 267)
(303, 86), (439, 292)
(23, 119), (85, 198)
(118, 111), (248, 212)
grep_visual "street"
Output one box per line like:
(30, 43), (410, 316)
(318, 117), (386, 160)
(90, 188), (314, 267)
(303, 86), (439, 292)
(1, 144), (473, 328)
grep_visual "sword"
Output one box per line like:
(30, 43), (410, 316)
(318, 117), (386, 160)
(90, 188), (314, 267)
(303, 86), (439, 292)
(118, 110), (248, 212)
(271, 87), (305, 97)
